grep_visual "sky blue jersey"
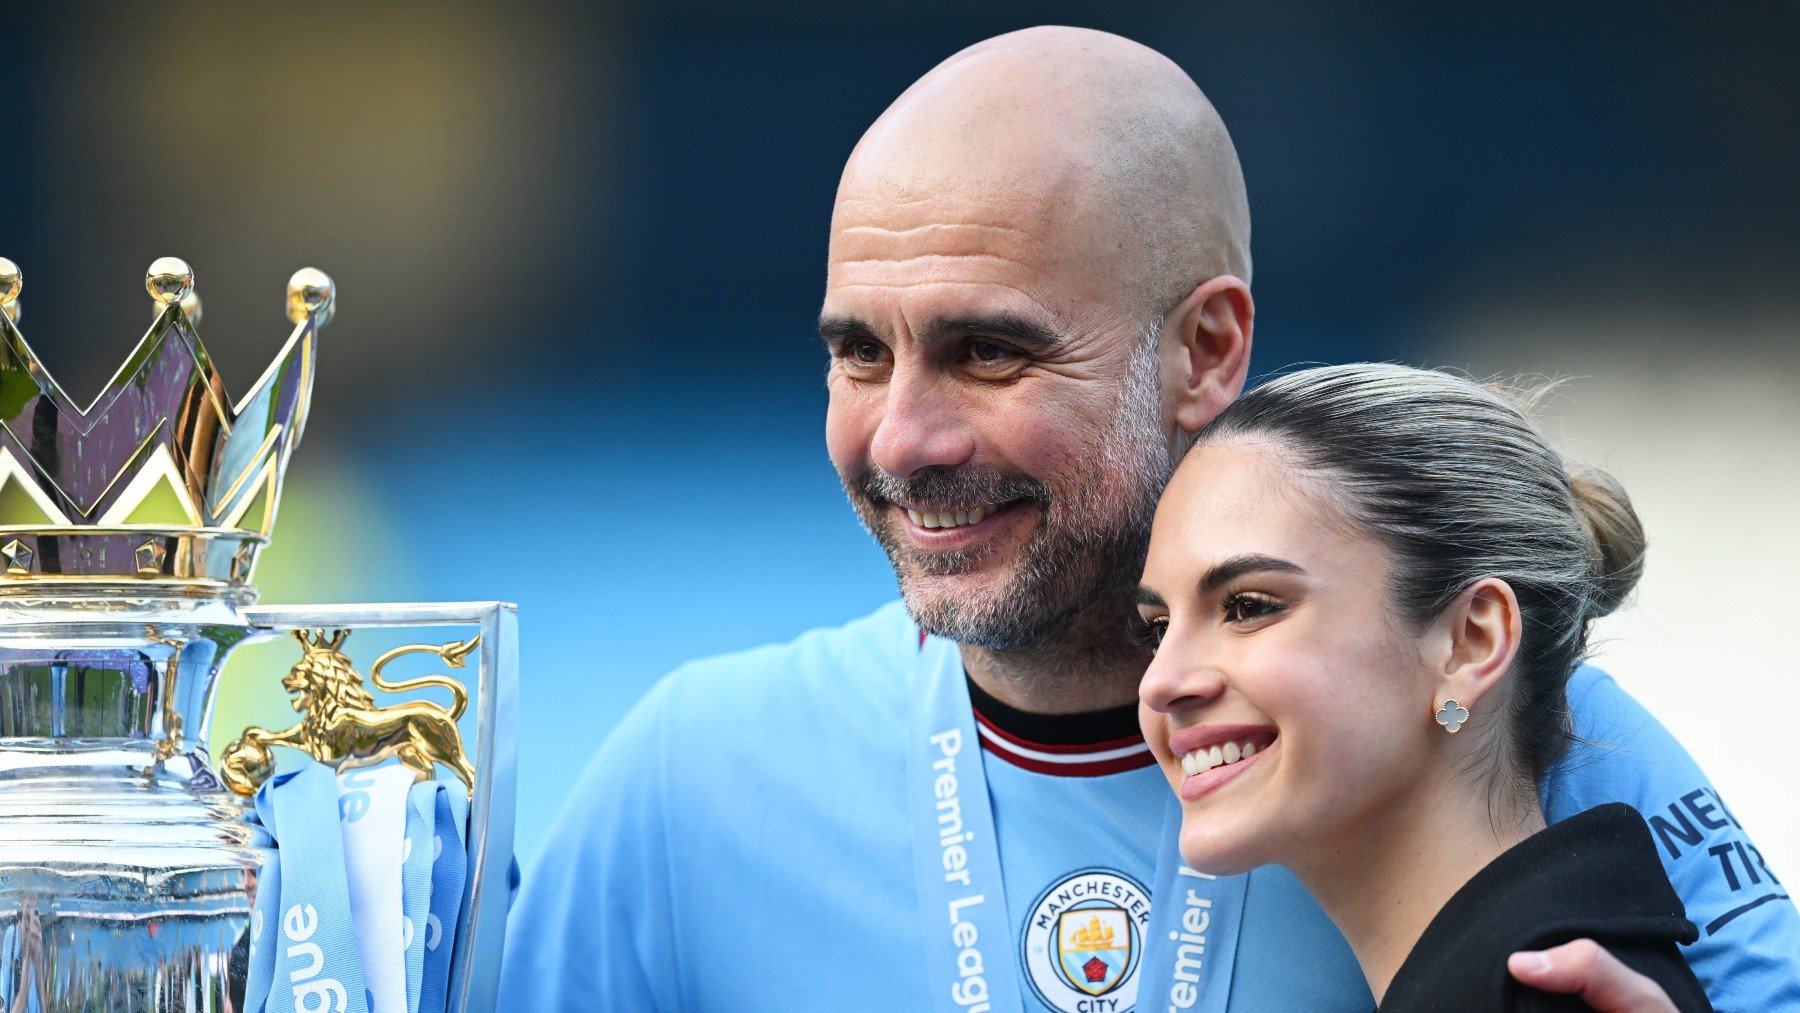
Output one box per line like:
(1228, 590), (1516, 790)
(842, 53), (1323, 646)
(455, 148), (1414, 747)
(500, 602), (1798, 1011)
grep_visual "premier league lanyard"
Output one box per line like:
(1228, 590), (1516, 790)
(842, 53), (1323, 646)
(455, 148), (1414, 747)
(909, 633), (1250, 1013)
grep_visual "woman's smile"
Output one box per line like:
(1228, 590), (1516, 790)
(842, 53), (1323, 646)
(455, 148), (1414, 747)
(1165, 722), (1279, 800)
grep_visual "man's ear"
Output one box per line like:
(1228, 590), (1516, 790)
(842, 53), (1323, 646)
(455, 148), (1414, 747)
(1428, 577), (1524, 720)
(1161, 275), (1253, 435)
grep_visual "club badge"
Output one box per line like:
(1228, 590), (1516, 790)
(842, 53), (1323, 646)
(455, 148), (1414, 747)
(1021, 868), (1149, 1012)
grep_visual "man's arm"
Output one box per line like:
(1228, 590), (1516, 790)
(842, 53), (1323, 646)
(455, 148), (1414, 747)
(499, 679), (683, 1011)
(1546, 666), (1799, 1009)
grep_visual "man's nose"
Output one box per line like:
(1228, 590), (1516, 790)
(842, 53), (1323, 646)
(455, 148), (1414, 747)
(1139, 634), (1227, 715)
(868, 366), (977, 477)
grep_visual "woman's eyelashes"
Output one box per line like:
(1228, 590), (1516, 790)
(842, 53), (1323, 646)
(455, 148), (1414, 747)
(1222, 591), (1285, 625)
(1128, 612), (1169, 650)
(1130, 590), (1289, 649)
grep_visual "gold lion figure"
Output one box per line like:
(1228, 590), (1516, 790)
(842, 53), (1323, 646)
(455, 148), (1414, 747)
(219, 629), (479, 797)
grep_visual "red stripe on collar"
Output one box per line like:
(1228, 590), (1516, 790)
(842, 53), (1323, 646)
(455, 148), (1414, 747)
(972, 709), (1156, 777)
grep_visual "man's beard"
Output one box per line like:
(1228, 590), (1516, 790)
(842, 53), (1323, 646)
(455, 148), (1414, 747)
(841, 336), (1173, 650)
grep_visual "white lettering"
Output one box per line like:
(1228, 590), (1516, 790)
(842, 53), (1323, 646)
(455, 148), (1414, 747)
(1182, 903), (1210, 935)
(282, 903), (318, 941)
(294, 978), (349, 1013)
(931, 725), (992, 1012)
(948, 894), (985, 923)
(952, 974), (989, 1007)
(282, 902), (348, 1012)
(1166, 882), (1212, 1011)
(286, 941), (324, 979)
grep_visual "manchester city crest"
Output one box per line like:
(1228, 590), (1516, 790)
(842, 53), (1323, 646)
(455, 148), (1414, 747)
(1021, 868), (1148, 1012)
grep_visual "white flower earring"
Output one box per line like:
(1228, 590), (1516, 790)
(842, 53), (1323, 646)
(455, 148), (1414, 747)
(1435, 699), (1470, 734)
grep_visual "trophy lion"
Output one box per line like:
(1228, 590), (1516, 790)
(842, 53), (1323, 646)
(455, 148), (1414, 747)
(220, 629), (479, 796)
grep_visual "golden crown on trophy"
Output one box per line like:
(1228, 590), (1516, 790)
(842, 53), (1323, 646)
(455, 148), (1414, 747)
(0, 257), (333, 599)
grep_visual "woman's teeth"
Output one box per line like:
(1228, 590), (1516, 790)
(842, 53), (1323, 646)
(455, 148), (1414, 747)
(907, 505), (990, 529)
(1179, 740), (1260, 777)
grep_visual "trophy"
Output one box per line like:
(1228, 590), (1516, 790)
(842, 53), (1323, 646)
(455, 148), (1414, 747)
(0, 258), (516, 1011)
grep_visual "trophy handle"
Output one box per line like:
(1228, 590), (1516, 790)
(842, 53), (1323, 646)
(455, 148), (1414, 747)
(237, 601), (518, 1013)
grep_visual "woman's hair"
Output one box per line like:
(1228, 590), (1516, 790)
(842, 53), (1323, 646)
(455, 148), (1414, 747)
(1192, 362), (1644, 803)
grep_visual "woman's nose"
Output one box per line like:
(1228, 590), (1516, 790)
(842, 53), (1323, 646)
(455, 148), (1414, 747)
(1139, 630), (1227, 714)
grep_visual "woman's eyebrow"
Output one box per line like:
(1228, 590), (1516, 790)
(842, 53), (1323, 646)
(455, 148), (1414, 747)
(1200, 554), (1306, 594)
(1132, 586), (1167, 608)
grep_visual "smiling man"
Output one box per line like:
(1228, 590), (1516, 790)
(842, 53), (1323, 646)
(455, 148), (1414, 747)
(501, 27), (1798, 1011)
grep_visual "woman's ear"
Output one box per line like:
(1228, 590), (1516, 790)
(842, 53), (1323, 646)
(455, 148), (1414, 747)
(1161, 275), (1253, 435)
(1429, 577), (1524, 718)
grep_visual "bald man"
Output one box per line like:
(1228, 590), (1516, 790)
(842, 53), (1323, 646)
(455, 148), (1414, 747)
(503, 28), (1797, 1011)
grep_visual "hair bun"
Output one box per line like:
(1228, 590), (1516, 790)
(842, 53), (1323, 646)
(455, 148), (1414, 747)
(1565, 461), (1645, 616)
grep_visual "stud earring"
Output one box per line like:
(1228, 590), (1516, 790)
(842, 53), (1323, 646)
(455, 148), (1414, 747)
(1435, 699), (1470, 734)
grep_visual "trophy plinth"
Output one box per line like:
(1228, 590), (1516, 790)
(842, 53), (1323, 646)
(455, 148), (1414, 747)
(0, 260), (515, 1012)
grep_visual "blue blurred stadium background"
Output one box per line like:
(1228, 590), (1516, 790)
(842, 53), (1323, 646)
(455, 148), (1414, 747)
(3, 2), (1795, 868)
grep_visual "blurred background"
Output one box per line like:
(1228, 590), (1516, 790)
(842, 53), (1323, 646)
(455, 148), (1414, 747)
(2, 3), (1795, 877)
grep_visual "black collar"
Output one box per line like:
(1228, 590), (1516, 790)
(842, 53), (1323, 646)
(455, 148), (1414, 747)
(963, 673), (1141, 746)
(1383, 803), (1701, 1010)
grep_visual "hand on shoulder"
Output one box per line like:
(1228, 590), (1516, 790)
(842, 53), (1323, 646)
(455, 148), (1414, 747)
(1509, 939), (1676, 1012)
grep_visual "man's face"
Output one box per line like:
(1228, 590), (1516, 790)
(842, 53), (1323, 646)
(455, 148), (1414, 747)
(821, 178), (1174, 649)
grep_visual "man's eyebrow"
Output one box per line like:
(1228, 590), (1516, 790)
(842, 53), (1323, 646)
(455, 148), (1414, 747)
(1132, 586), (1167, 608)
(817, 315), (874, 346)
(1199, 554), (1306, 593)
(922, 312), (1065, 353)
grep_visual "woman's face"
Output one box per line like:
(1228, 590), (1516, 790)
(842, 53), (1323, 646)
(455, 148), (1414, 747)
(1137, 439), (1444, 876)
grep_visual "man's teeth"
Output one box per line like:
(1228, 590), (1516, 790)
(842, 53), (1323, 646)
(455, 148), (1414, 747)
(906, 505), (990, 529)
(1179, 740), (1260, 777)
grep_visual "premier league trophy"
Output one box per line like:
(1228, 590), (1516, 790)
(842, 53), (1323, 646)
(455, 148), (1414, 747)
(0, 258), (516, 1011)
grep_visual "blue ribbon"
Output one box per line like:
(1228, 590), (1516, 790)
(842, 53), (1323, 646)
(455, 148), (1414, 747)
(240, 762), (471, 1013)
(246, 762), (371, 1013)
(1136, 802), (1250, 1013)
(910, 634), (1248, 1013)
(910, 636), (1026, 1013)
(401, 786), (433, 1010)
(244, 786), (284, 1013)
(413, 780), (469, 1013)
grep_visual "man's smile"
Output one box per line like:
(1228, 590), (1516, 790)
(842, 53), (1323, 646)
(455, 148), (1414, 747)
(904, 504), (993, 529)
(891, 499), (1031, 549)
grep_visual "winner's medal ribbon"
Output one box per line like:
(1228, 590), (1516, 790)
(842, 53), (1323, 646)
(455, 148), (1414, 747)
(411, 779), (470, 1013)
(400, 785), (433, 1010)
(1136, 806), (1249, 1013)
(339, 765), (416, 1013)
(910, 636), (1025, 1013)
(246, 763), (371, 1013)
(244, 785), (284, 1013)
(242, 761), (474, 1013)
(909, 633), (1247, 1013)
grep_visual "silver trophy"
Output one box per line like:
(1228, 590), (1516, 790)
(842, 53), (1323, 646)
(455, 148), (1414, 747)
(0, 258), (516, 1011)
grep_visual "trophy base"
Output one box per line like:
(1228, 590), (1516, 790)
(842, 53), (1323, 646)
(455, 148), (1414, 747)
(0, 768), (259, 1012)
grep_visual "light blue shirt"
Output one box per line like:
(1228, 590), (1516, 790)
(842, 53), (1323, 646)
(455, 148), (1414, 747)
(501, 602), (1799, 1010)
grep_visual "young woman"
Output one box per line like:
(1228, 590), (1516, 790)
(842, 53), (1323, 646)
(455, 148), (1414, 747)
(1135, 363), (1711, 1011)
